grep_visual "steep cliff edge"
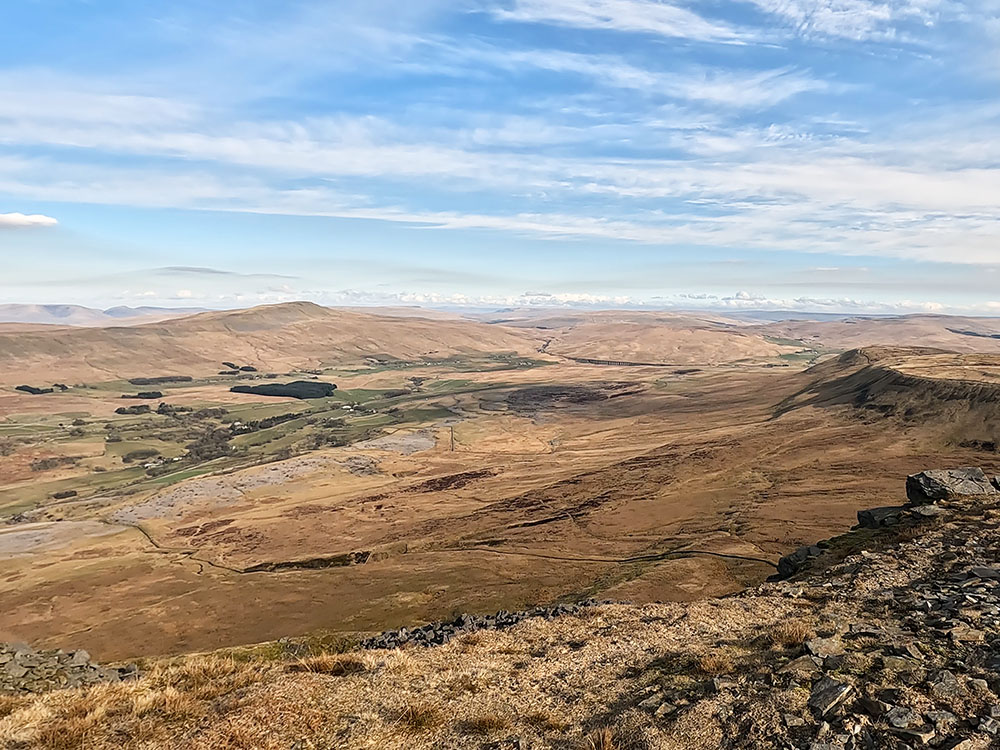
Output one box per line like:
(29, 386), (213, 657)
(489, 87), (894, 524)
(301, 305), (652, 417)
(779, 348), (1000, 450)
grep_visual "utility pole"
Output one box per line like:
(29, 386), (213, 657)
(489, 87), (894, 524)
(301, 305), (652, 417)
(450, 425), (455, 452)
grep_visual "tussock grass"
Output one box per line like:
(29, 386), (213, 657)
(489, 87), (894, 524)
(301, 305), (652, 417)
(765, 619), (816, 648)
(0, 599), (864, 749)
(445, 671), (482, 695)
(286, 653), (368, 676)
(0, 694), (24, 720)
(837, 652), (876, 676)
(696, 651), (734, 676)
(398, 701), (443, 732)
(526, 709), (570, 732)
(460, 713), (510, 734)
(455, 631), (485, 651)
(582, 727), (618, 750)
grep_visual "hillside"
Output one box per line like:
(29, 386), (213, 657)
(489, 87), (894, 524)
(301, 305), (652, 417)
(0, 302), (541, 386)
(3, 471), (999, 749)
(545, 322), (798, 365)
(779, 347), (1000, 449)
(751, 315), (1000, 354)
(473, 310), (800, 365)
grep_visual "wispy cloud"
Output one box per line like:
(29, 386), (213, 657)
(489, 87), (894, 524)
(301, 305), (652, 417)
(490, 0), (748, 42)
(742, 0), (938, 41)
(3, 0), (1000, 310)
(155, 266), (300, 280)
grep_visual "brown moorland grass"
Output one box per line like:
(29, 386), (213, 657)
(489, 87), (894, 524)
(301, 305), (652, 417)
(0, 599), (829, 749)
(286, 652), (369, 676)
(0, 503), (957, 750)
(765, 619), (816, 648)
(0, 694), (24, 720)
(460, 712), (510, 735)
(398, 701), (444, 732)
(695, 650), (734, 676)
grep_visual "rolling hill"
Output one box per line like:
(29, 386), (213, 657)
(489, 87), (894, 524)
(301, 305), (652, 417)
(0, 302), (542, 386)
(749, 314), (1000, 353)
(472, 309), (800, 365)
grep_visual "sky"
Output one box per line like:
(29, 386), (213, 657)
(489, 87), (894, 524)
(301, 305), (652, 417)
(2, 0), (1000, 314)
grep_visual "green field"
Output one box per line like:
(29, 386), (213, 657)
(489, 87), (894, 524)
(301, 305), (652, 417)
(0, 358), (551, 518)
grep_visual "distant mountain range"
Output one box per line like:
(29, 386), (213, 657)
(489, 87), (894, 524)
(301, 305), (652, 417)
(0, 304), (208, 327)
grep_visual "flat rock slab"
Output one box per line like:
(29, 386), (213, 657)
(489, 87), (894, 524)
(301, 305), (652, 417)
(808, 676), (854, 717)
(806, 637), (844, 658)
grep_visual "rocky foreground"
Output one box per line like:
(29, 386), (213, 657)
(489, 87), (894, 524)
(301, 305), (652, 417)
(4, 469), (1000, 749)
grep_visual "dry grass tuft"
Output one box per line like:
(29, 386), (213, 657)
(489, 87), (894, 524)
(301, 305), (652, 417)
(582, 727), (618, 750)
(455, 631), (485, 652)
(398, 701), (444, 732)
(461, 713), (510, 735)
(526, 709), (571, 732)
(0, 694), (24, 720)
(838, 652), (876, 676)
(445, 671), (482, 695)
(148, 655), (268, 701)
(286, 653), (368, 676)
(893, 524), (927, 543)
(696, 651), (734, 676)
(766, 619), (816, 648)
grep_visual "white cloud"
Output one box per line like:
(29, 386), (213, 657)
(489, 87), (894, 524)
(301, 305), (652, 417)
(661, 67), (828, 108)
(0, 81), (196, 126)
(742, 0), (939, 41)
(83, 286), (1000, 316)
(490, 0), (747, 42)
(0, 2), (998, 275)
(0, 212), (58, 229)
(483, 49), (826, 107)
(675, 291), (978, 315)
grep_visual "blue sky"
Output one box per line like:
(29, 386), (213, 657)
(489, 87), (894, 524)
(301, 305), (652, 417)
(2, 0), (1000, 313)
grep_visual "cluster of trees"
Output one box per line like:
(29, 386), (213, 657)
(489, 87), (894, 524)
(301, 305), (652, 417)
(15, 385), (53, 395)
(185, 428), (242, 462)
(31, 456), (79, 472)
(115, 405), (151, 415)
(229, 412), (302, 435)
(230, 381), (337, 399)
(122, 448), (161, 464)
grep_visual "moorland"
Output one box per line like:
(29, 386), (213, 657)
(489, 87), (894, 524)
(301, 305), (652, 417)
(4, 303), (1000, 661)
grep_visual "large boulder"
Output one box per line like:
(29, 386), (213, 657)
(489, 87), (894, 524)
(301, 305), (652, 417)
(906, 468), (997, 505)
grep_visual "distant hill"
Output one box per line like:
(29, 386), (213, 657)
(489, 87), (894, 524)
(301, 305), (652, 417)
(468, 309), (800, 365)
(102, 306), (208, 320)
(0, 301), (541, 385)
(749, 314), (1000, 353)
(0, 304), (206, 327)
